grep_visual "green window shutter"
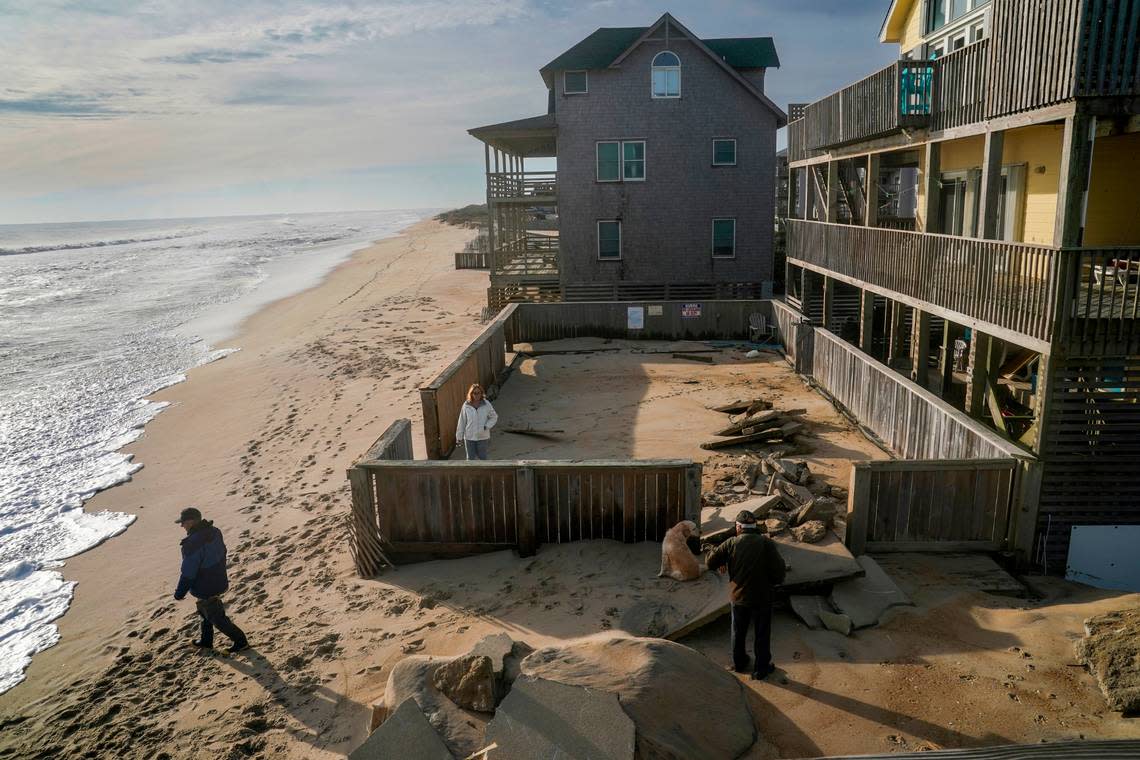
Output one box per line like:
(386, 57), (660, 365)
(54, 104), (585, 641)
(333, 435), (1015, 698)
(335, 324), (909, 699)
(597, 142), (620, 182)
(714, 140), (736, 165)
(712, 219), (735, 257)
(623, 141), (645, 180)
(598, 221), (621, 258)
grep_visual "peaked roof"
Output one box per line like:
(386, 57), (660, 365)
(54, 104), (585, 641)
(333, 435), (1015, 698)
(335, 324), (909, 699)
(538, 14), (786, 125)
(880, 0), (918, 43)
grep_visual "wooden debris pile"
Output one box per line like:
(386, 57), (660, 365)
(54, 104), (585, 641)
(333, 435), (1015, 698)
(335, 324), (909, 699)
(700, 398), (808, 452)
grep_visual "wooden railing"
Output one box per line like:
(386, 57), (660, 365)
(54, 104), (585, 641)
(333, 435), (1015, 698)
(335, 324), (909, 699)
(846, 459), (1018, 554)
(348, 459), (700, 568)
(493, 231), (559, 278)
(787, 220), (1060, 344)
(1063, 247), (1140, 351)
(487, 171), (557, 201)
(455, 250), (489, 269)
(419, 304), (517, 459)
(1075, 0), (1140, 98)
(930, 39), (989, 131)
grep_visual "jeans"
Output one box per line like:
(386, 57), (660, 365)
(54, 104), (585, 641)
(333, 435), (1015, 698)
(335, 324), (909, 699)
(730, 602), (773, 675)
(464, 438), (490, 460)
(195, 596), (247, 648)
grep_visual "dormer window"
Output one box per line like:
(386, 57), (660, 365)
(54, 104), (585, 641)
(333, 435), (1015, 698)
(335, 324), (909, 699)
(651, 51), (681, 98)
(564, 70), (588, 95)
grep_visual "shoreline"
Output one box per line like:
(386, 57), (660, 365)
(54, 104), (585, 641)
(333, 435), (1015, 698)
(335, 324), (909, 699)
(0, 218), (487, 756)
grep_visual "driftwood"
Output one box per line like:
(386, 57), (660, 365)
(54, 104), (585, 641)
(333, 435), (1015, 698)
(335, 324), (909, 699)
(700, 422), (803, 450)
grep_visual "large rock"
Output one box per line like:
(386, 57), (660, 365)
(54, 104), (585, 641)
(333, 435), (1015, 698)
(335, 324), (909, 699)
(792, 520), (827, 543)
(1076, 607), (1140, 713)
(383, 656), (489, 757)
(484, 676), (635, 759)
(468, 633), (533, 690)
(521, 635), (757, 759)
(791, 497), (839, 527)
(349, 698), (453, 760)
(432, 654), (496, 713)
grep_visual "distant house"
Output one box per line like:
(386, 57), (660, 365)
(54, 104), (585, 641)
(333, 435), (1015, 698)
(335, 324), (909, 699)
(469, 13), (786, 308)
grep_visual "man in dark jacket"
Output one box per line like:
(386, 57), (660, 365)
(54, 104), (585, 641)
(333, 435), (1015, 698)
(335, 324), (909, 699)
(174, 507), (248, 654)
(706, 510), (786, 680)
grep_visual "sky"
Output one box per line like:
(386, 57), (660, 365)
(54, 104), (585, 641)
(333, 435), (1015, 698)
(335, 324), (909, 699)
(0, 0), (895, 224)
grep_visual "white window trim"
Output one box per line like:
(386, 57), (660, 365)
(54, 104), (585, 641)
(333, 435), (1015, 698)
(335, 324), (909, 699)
(712, 138), (737, 166)
(597, 219), (622, 261)
(596, 141), (620, 183)
(711, 218), (737, 259)
(925, 3), (989, 56)
(651, 50), (681, 99)
(564, 70), (588, 95)
(623, 139), (646, 182)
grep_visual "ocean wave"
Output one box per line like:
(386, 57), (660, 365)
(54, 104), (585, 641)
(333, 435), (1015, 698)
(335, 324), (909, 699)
(0, 231), (200, 257)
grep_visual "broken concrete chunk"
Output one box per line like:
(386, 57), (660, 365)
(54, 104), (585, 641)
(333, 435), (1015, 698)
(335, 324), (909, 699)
(484, 676), (635, 760)
(432, 655), (496, 713)
(467, 633), (515, 679)
(829, 556), (912, 629)
(792, 520), (827, 543)
(764, 516), (788, 535)
(819, 610), (853, 636)
(1075, 607), (1140, 713)
(789, 595), (828, 629)
(350, 698), (454, 760)
(384, 656), (488, 757)
(792, 497), (839, 527)
(776, 478), (815, 506)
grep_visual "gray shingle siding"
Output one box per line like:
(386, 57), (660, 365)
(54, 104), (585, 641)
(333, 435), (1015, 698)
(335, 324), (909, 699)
(554, 37), (777, 287)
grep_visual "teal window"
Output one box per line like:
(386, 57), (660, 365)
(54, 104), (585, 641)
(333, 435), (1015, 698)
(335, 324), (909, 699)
(623, 141), (645, 180)
(564, 70), (588, 94)
(598, 220), (621, 259)
(596, 142), (620, 182)
(651, 51), (681, 98)
(713, 139), (736, 166)
(712, 218), (736, 258)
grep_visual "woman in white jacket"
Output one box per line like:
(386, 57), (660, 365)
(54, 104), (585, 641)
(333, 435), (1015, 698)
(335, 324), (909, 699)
(455, 383), (498, 460)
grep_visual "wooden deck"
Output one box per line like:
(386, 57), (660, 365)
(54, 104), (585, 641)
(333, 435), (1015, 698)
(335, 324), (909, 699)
(487, 171), (557, 203)
(788, 0), (1140, 162)
(491, 231), (559, 280)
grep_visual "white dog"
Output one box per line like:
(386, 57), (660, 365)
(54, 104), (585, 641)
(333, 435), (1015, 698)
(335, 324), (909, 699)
(657, 520), (701, 581)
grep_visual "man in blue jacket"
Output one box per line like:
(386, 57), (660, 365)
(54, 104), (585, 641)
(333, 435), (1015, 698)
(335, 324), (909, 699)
(174, 507), (248, 653)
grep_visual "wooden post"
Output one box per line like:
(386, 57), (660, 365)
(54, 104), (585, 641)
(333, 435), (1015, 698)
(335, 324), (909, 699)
(1009, 459), (1043, 567)
(938, 319), (955, 396)
(484, 144), (496, 271)
(887, 301), (905, 367)
(420, 388), (443, 460)
(789, 166), (800, 219)
(684, 463), (702, 524)
(846, 464), (871, 555)
(865, 153), (880, 228)
(821, 275), (834, 331)
(965, 331), (991, 418)
(515, 466), (537, 557)
(1054, 113), (1096, 247)
(911, 309), (931, 388)
(923, 141), (942, 234)
(978, 129), (1005, 240)
(825, 160), (840, 223)
(858, 288), (875, 353)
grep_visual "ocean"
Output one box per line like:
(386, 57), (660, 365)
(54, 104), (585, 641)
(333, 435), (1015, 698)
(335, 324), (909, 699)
(0, 209), (429, 693)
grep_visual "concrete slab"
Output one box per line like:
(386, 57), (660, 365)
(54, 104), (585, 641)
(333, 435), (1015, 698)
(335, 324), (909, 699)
(819, 609), (853, 636)
(789, 595), (828, 629)
(349, 698), (453, 760)
(701, 496), (788, 534)
(829, 556), (912, 629)
(874, 553), (1024, 596)
(483, 676), (635, 760)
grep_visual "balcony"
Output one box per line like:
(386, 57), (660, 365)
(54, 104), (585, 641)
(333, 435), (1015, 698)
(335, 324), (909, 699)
(788, 0), (1140, 163)
(491, 231), (559, 281)
(786, 219), (1140, 351)
(487, 171), (557, 204)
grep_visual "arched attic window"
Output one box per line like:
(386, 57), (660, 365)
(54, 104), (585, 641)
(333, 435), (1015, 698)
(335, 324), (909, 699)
(651, 51), (681, 98)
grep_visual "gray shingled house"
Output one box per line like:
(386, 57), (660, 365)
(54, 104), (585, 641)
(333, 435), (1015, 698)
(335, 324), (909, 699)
(469, 13), (786, 308)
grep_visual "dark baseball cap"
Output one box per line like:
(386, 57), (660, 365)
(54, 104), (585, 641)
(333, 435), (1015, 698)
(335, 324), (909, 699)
(735, 510), (758, 525)
(176, 507), (202, 524)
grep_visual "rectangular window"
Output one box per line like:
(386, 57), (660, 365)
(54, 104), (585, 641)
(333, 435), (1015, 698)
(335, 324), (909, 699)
(598, 220), (621, 259)
(712, 139), (737, 166)
(652, 68), (680, 98)
(623, 141), (645, 181)
(597, 142), (620, 182)
(712, 218), (736, 258)
(564, 70), (588, 95)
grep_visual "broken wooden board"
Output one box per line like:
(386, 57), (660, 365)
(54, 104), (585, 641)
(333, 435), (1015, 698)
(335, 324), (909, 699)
(709, 399), (764, 415)
(713, 410), (781, 437)
(700, 425), (800, 450)
(664, 531), (863, 640)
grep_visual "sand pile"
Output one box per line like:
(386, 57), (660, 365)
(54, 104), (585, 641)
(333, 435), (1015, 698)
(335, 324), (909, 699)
(1076, 607), (1140, 713)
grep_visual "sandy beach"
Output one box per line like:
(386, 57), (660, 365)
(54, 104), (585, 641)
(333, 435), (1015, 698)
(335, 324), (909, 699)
(2, 218), (1138, 759)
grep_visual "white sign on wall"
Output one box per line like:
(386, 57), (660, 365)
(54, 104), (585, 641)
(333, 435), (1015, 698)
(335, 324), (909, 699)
(627, 306), (645, 330)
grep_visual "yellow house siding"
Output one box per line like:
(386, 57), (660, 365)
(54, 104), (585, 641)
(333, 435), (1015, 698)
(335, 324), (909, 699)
(1084, 132), (1140, 247)
(1003, 125), (1063, 245)
(900, 0), (925, 54)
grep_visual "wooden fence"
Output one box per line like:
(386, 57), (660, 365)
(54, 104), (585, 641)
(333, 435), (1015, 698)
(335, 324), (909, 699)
(787, 219), (1060, 347)
(846, 459), (1017, 555)
(347, 458), (701, 570)
(771, 299), (812, 374)
(455, 250), (489, 269)
(508, 300), (771, 342)
(348, 419), (413, 576)
(420, 304), (518, 460)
